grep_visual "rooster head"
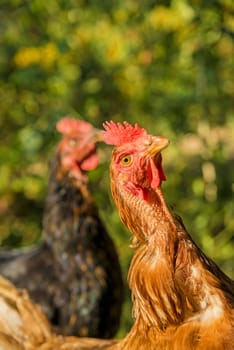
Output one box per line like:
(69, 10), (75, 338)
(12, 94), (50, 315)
(56, 117), (101, 179)
(103, 121), (169, 200)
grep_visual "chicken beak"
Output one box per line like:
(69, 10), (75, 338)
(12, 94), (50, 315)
(93, 129), (105, 143)
(82, 128), (103, 144)
(146, 136), (169, 188)
(147, 136), (169, 157)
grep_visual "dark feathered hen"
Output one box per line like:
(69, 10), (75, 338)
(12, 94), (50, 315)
(0, 117), (124, 338)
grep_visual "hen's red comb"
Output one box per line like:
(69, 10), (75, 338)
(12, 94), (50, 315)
(103, 121), (147, 146)
(56, 117), (92, 135)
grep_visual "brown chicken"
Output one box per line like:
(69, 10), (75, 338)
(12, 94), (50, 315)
(0, 117), (123, 338)
(100, 120), (234, 350)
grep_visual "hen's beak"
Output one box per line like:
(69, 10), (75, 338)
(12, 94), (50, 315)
(93, 129), (105, 143)
(147, 136), (169, 157)
(81, 128), (103, 144)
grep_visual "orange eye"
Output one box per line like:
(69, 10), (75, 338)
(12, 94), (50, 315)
(69, 139), (77, 147)
(120, 155), (132, 166)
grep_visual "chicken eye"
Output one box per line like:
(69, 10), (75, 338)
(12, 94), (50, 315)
(69, 139), (77, 147)
(120, 155), (132, 166)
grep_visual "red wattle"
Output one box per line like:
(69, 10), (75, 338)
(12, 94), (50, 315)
(148, 156), (166, 189)
(81, 153), (99, 171)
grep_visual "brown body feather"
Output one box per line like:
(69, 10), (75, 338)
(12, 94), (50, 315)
(108, 151), (234, 349)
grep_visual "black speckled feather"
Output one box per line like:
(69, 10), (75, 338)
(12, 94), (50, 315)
(0, 151), (124, 338)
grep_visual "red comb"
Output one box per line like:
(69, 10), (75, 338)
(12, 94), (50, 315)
(102, 121), (147, 146)
(56, 117), (92, 135)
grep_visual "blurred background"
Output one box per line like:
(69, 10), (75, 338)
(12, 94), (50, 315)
(0, 0), (233, 336)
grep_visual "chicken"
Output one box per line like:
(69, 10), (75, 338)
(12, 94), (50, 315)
(101, 120), (234, 350)
(0, 117), (123, 338)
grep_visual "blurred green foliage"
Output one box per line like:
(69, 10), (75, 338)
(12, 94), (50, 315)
(0, 0), (233, 336)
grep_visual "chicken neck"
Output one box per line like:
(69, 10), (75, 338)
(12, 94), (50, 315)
(42, 152), (97, 254)
(111, 180), (234, 348)
(112, 182), (183, 327)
